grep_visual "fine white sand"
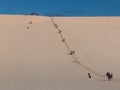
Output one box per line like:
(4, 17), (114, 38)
(0, 15), (120, 90)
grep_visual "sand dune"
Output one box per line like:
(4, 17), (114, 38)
(0, 15), (120, 90)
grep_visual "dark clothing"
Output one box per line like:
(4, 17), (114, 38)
(88, 73), (91, 78)
(106, 72), (113, 81)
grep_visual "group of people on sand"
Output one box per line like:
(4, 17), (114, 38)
(87, 72), (113, 81)
(106, 72), (113, 81)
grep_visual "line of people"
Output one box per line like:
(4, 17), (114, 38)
(88, 72), (113, 81)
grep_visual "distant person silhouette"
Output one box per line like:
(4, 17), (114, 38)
(88, 73), (91, 78)
(106, 72), (113, 81)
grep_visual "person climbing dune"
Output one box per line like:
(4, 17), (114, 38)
(88, 73), (91, 79)
(106, 72), (113, 81)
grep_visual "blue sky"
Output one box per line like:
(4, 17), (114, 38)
(0, 0), (120, 16)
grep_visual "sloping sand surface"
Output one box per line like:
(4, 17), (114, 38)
(0, 15), (120, 90)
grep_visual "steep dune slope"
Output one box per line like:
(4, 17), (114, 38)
(0, 15), (120, 90)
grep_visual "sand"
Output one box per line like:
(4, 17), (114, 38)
(0, 15), (120, 90)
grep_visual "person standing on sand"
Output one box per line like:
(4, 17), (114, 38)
(88, 73), (91, 78)
(106, 72), (113, 81)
